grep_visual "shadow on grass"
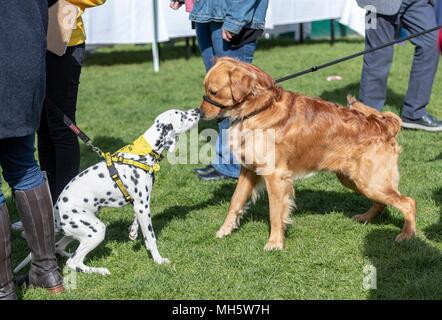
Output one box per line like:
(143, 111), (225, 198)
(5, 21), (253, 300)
(320, 82), (405, 114)
(424, 188), (442, 242)
(9, 176), (409, 278)
(294, 188), (404, 230)
(429, 152), (442, 162)
(365, 229), (442, 299)
(103, 182), (236, 251)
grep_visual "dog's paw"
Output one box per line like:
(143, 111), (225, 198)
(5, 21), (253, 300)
(216, 226), (234, 239)
(155, 257), (170, 265)
(264, 240), (284, 251)
(85, 267), (111, 276)
(395, 231), (416, 242)
(94, 267), (111, 276)
(129, 230), (138, 241)
(128, 223), (139, 241)
(352, 214), (372, 224)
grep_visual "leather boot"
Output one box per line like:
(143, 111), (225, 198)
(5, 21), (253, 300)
(0, 203), (17, 300)
(15, 174), (64, 294)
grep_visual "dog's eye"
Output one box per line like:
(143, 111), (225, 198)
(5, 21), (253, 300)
(209, 89), (218, 96)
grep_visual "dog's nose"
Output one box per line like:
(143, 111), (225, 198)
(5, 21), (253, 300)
(195, 108), (202, 116)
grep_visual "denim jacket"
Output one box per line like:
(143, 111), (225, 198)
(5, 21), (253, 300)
(189, 0), (269, 34)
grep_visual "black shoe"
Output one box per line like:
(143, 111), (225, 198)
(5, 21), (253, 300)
(197, 170), (235, 181)
(401, 114), (442, 132)
(193, 165), (215, 175)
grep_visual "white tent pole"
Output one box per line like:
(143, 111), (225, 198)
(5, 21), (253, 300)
(152, 0), (160, 72)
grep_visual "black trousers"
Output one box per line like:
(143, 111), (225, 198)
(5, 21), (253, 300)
(37, 44), (85, 203)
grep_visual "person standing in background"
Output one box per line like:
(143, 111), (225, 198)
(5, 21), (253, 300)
(171, 0), (269, 181)
(357, 0), (442, 131)
(0, 0), (65, 300)
(437, 0), (442, 49)
(38, 0), (106, 203)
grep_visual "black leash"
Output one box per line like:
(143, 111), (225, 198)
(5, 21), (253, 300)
(274, 24), (442, 84)
(45, 98), (104, 157)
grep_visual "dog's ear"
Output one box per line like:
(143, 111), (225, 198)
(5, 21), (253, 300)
(164, 130), (177, 152)
(229, 67), (256, 102)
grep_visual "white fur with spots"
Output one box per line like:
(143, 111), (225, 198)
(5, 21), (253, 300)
(15, 108), (200, 276)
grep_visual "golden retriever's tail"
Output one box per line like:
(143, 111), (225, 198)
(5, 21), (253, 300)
(347, 95), (378, 116)
(347, 95), (402, 138)
(380, 112), (402, 138)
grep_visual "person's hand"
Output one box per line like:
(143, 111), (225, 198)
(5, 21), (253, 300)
(222, 29), (235, 42)
(169, 1), (182, 10)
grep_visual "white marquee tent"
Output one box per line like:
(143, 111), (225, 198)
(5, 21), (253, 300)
(83, 0), (366, 72)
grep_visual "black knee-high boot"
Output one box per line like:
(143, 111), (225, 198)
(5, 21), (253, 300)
(15, 175), (64, 294)
(0, 203), (17, 300)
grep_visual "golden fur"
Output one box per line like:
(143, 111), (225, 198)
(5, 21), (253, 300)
(200, 57), (416, 250)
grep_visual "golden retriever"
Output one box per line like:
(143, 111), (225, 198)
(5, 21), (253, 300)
(199, 57), (416, 250)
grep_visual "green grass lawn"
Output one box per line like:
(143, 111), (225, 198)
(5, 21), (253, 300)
(6, 37), (442, 300)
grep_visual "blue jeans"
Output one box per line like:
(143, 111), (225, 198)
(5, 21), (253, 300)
(196, 22), (257, 178)
(0, 134), (43, 204)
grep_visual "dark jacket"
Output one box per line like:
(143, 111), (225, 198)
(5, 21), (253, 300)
(0, 0), (48, 139)
(190, 0), (269, 34)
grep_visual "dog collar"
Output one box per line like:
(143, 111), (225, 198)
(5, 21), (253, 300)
(203, 95), (242, 110)
(102, 136), (164, 204)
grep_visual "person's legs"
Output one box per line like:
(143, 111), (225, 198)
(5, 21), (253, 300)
(400, 0), (439, 120)
(193, 22), (220, 175)
(195, 22), (216, 71)
(0, 167), (15, 300)
(38, 44), (85, 202)
(437, 0), (442, 24)
(0, 135), (44, 192)
(37, 104), (56, 196)
(211, 118), (241, 178)
(208, 23), (257, 179)
(0, 202), (15, 300)
(0, 135), (43, 300)
(359, 13), (397, 110)
(0, 135), (64, 293)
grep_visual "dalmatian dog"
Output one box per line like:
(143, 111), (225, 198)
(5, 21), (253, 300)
(15, 108), (200, 276)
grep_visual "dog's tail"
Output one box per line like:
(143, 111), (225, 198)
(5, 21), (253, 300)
(347, 95), (401, 138)
(379, 111), (402, 138)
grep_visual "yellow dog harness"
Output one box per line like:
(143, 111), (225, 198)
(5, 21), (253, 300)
(101, 136), (163, 204)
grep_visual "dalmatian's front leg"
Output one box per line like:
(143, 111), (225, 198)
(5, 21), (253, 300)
(133, 201), (169, 265)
